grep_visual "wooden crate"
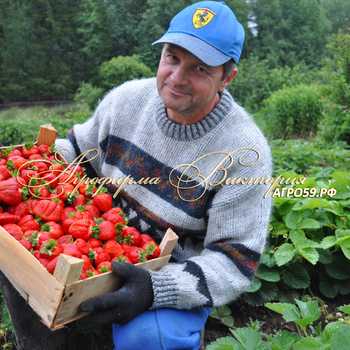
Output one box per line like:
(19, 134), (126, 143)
(0, 125), (178, 329)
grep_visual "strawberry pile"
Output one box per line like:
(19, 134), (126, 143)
(0, 142), (161, 279)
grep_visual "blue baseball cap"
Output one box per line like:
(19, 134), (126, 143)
(152, 1), (245, 66)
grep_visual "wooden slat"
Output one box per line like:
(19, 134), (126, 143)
(0, 227), (64, 328)
(54, 255), (84, 286)
(159, 228), (178, 257)
(53, 270), (122, 328)
(36, 124), (58, 146)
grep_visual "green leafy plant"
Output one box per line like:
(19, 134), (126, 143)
(207, 300), (350, 350)
(98, 55), (153, 92)
(244, 170), (350, 306)
(258, 83), (324, 139)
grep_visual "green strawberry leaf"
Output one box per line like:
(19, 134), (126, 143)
(282, 265), (310, 289)
(275, 243), (295, 267)
(245, 277), (262, 293)
(256, 265), (280, 282)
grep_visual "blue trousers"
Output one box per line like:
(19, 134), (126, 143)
(112, 307), (212, 350)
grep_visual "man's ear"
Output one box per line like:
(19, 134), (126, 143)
(219, 68), (238, 92)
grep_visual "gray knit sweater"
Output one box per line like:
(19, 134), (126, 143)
(55, 77), (272, 310)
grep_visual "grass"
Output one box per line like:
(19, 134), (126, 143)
(0, 103), (92, 146)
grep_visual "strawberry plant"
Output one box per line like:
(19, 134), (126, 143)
(208, 299), (350, 350)
(244, 170), (350, 306)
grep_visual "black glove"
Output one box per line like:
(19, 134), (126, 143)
(79, 261), (154, 325)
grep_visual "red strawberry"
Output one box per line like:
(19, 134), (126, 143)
(87, 237), (102, 248)
(47, 256), (60, 274)
(73, 206), (94, 220)
(79, 183), (97, 198)
(104, 239), (124, 258)
(37, 257), (51, 268)
(63, 206), (77, 220)
(39, 239), (62, 260)
(7, 202), (30, 218)
(5, 149), (22, 161)
(62, 217), (75, 235)
(17, 214), (40, 232)
(57, 234), (74, 248)
(81, 254), (94, 272)
(32, 199), (64, 222)
(70, 193), (86, 209)
(101, 211), (125, 226)
(41, 221), (64, 240)
(142, 240), (161, 259)
(111, 255), (132, 264)
(93, 190), (113, 213)
(18, 239), (32, 251)
(120, 242), (134, 255)
(2, 223), (23, 240)
(139, 234), (154, 247)
(97, 261), (112, 273)
(75, 238), (91, 255)
(35, 231), (51, 250)
(0, 178), (22, 205)
(38, 143), (52, 156)
(91, 219), (116, 241)
(69, 218), (94, 241)
(90, 247), (110, 267)
(31, 161), (49, 175)
(120, 226), (141, 246)
(22, 143), (40, 158)
(84, 204), (100, 219)
(49, 163), (64, 177)
(28, 154), (43, 161)
(63, 243), (82, 259)
(0, 212), (20, 225)
(127, 247), (147, 264)
(20, 169), (38, 185)
(0, 165), (11, 181)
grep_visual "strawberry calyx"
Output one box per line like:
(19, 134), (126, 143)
(137, 249), (148, 263)
(40, 239), (57, 256)
(115, 222), (125, 234)
(91, 225), (102, 238)
(145, 242), (156, 255)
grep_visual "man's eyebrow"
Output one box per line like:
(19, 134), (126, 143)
(164, 45), (212, 70)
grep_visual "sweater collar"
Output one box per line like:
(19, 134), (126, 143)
(155, 90), (234, 141)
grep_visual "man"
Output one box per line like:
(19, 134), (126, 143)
(1, 1), (272, 349)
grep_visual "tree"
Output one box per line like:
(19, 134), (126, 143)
(250, 0), (331, 68)
(319, 30), (350, 144)
(320, 0), (350, 35)
(76, 0), (111, 83)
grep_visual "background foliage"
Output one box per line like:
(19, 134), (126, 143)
(0, 0), (349, 103)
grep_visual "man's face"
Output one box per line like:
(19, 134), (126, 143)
(156, 44), (236, 125)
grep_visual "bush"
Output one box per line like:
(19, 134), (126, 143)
(319, 29), (350, 144)
(74, 82), (105, 111)
(257, 84), (323, 139)
(98, 55), (153, 91)
(227, 55), (322, 113)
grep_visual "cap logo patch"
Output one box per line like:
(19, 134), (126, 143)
(192, 8), (216, 29)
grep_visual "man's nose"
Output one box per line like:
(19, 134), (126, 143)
(170, 65), (189, 85)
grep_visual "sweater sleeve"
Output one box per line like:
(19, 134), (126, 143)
(148, 142), (273, 310)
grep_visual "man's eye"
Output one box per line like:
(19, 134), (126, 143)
(196, 66), (206, 73)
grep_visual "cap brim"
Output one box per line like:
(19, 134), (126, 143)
(152, 32), (232, 67)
